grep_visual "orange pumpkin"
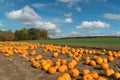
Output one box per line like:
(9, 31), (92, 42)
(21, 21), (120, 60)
(85, 58), (91, 65)
(43, 63), (51, 71)
(100, 63), (109, 70)
(58, 65), (67, 73)
(56, 61), (61, 66)
(63, 73), (71, 80)
(82, 69), (90, 75)
(108, 56), (114, 62)
(57, 76), (65, 80)
(95, 57), (103, 64)
(67, 62), (75, 69)
(53, 52), (59, 57)
(35, 54), (42, 60)
(105, 68), (115, 77)
(91, 71), (99, 79)
(70, 68), (80, 78)
(98, 76), (106, 80)
(113, 72), (120, 79)
(90, 60), (96, 66)
(57, 73), (71, 80)
(71, 60), (77, 66)
(102, 58), (108, 63)
(48, 66), (56, 75)
(82, 74), (93, 80)
(61, 59), (67, 65)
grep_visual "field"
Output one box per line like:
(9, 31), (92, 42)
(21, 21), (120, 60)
(0, 40), (120, 80)
(23, 38), (120, 50)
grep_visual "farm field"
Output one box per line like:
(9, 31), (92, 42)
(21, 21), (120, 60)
(23, 38), (120, 50)
(0, 41), (120, 80)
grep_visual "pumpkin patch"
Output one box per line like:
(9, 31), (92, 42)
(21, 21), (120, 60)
(0, 42), (120, 80)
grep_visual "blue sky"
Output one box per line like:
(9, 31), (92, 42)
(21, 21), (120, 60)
(0, 0), (120, 38)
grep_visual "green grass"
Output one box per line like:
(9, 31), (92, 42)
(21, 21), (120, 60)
(22, 38), (120, 50)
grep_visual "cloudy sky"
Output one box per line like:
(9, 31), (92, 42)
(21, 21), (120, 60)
(0, 0), (120, 38)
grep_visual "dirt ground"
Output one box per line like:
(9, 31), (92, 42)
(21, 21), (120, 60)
(0, 46), (120, 80)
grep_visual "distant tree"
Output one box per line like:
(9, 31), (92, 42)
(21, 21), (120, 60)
(0, 30), (15, 41)
(39, 30), (48, 39)
(28, 28), (39, 40)
(14, 27), (48, 41)
(15, 28), (29, 40)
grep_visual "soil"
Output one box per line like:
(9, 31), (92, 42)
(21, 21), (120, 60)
(0, 45), (120, 80)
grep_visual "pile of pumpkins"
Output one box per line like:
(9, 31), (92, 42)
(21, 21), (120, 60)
(0, 42), (120, 80)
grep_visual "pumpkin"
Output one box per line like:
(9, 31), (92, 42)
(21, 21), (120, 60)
(98, 76), (106, 80)
(108, 51), (113, 56)
(71, 60), (77, 66)
(53, 52), (59, 57)
(57, 76), (65, 80)
(74, 57), (80, 62)
(4, 53), (10, 57)
(102, 58), (108, 63)
(43, 63), (51, 71)
(70, 68), (80, 78)
(91, 71), (99, 79)
(63, 73), (71, 80)
(82, 74), (93, 80)
(32, 61), (41, 69)
(95, 57), (103, 64)
(113, 72), (120, 79)
(57, 73), (71, 80)
(105, 68), (115, 77)
(21, 53), (27, 58)
(35, 54), (42, 60)
(82, 69), (90, 75)
(100, 63), (109, 70)
(67, 62), (75, 69)
(48, 66), (56, 75)
(108, 56), (114, 62)
(90, 60), (96, 66)
(58, 65), (67, 73)
(85, 58), (91, 65)
(56, 61), (61, 66)
(30, 50), (36, 56)
(93, 55), (98, 60)
(61, 59), (67, 65)
(55, 65), (59, 69)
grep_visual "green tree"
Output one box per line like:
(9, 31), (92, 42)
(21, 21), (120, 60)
(28, 28), (39, 40)
(0, 30), (15, 41)
(15, 28), (29, 40)
(39, 30), (48, 39)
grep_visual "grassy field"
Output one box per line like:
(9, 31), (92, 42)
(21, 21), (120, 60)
(23, 38), (120, 50)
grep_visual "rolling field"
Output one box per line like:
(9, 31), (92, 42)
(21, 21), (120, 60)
(0, 41), (120, 80)
(23, 38), (120, 50)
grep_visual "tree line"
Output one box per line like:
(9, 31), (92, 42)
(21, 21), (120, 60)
(0, 28), (48, 41)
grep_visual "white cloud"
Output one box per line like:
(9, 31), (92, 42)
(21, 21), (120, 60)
(116, 32), (120, 36)
(5, 5), (60, 36)
(76, 7), (81, 12)
(64, 12), (72, 17)
(77, 21), (110, 29)
(6, 6), (41, 22)
(58, 0), (80, 8)
(68, 31), (82, 37)
(0, 23), (4, 27)
(32, 3), (47, 9)
(104, 13), (120, 21)
(54, 17), (73, 23)
(58, 0), (79, 3)
(64, 18), (73, 23)
(96, 0), (107, 2)
(112, 31), (120, 36)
